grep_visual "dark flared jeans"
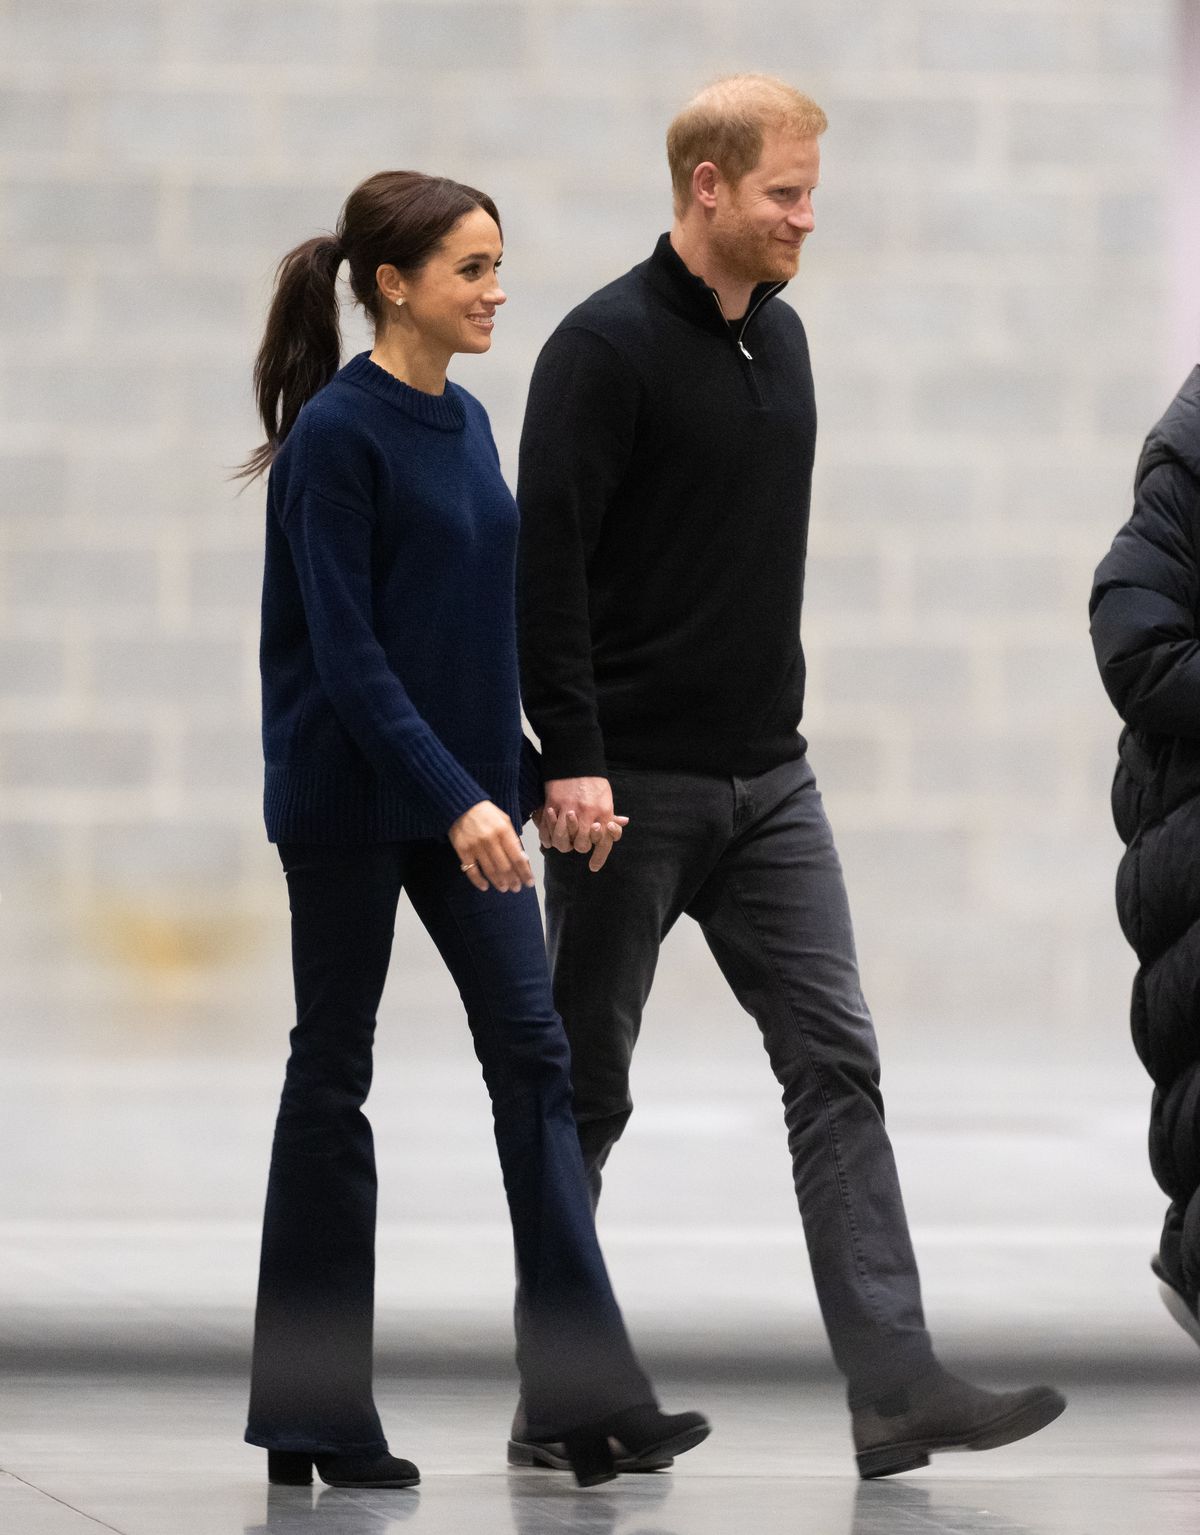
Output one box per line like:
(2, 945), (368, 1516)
(543, 754), (936, 1409)
(245, 838), (653, 1455)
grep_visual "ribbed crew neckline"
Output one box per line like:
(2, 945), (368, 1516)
(341, 352), (467, 431)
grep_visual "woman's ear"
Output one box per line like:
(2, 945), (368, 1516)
(375, 263), (407, 308)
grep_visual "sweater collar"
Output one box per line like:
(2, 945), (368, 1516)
(340, 352), (467, 431)
(643, 232), (787, 336)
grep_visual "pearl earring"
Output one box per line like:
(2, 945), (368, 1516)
(394, 297), (405, 308)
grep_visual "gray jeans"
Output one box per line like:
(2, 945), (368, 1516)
(543, 753), (936, 1406)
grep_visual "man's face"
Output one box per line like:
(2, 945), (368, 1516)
(709, 131), (820, 285)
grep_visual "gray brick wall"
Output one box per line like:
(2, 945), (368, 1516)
(0, 0), (1178, 1044)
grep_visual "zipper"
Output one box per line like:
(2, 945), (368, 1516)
(734, 282), (786, 360)
(711, 283), (785, 359)
(711, 283), (784, 404)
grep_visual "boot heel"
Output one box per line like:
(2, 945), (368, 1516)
(562, 1431), (616, 1487)
(268, 1450), (314, 1485)
(508, 1437), (565, 1468)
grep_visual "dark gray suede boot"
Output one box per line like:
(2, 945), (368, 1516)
(852, 1366), (1066, 1479)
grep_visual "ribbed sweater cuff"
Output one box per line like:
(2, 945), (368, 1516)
(403, 737), (490, 831)
(264, 759), (522, 844)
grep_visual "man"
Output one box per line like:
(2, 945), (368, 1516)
(515, 74), (1065, 1478)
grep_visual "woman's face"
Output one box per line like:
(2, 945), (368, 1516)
(395, 206), (506, 357)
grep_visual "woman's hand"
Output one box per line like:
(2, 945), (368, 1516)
(449, 801), (535, 893)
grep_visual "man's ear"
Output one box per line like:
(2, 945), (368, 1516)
(692, 161), (721, 211)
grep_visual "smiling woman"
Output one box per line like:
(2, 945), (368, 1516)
(234, 168), (708, 1492)
(371, 205), (506, 390)
(238, 170), (506, 481)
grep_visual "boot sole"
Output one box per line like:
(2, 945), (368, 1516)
(1157, 1279), (1200, 1349)
(856, 1388), (1066, 1480)
(508, 1421), (710, 1474)
(320, 1474), (421, 1489)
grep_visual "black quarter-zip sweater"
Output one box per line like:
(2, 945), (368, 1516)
(517, 232), (818, 780)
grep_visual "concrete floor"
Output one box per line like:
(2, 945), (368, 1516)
(2, 1372), (1198, 1534)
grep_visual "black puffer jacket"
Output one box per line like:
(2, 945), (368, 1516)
(1091, 367), (1200, 1301)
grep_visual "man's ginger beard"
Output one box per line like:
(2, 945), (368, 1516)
(706, 192), (802, 288)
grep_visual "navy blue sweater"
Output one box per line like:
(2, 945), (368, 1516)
(260, 351), (536, 843)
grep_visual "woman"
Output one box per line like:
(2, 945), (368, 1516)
(1090, 366), (1200, 1346)
(239, 170), (709, 1490)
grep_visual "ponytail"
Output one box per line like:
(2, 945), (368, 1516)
(236, 234), (343, 482)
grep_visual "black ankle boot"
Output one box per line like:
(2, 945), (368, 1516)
(545, 1404), (710, 1488)
(267, 1449), (420, 1488)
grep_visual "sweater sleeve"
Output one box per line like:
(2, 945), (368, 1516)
(517, 326), (640, 780)
(280, 483), (491, 832)
(1090, 460), (1200, 739)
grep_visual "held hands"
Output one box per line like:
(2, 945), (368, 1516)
(534, 777), (629, 872)
(449, 801), (535, 893)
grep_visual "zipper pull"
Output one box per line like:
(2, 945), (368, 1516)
(738, 339), (753, 361)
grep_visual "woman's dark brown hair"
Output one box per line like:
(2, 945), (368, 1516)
(237, 170), (502, 481)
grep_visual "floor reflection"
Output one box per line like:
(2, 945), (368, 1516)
(247, 1483), (421, 1534)
(243, 1471), (1044, 1535)
(853, 1481), (1039, 1534)
(507, 1469), (675, 1535)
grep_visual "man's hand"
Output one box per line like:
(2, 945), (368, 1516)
(539, 776), (629, 872)
(449, 801), (536, 893)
